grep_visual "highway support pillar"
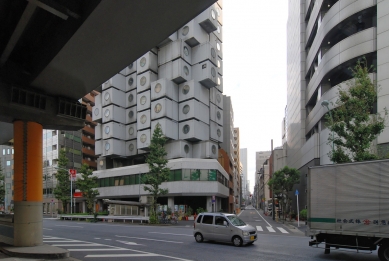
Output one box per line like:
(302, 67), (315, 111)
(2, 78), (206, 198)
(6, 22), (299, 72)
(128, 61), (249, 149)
(13, 121), (43, 246)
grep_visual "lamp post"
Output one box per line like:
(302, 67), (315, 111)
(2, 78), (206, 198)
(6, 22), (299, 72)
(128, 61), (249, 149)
(321, 100), (334, 163)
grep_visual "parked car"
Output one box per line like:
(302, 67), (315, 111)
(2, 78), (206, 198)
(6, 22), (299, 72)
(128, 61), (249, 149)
(193, 212), (257, 246)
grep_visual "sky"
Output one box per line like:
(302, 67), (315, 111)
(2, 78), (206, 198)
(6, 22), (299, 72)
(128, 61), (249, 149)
(222, 1), (289, 192)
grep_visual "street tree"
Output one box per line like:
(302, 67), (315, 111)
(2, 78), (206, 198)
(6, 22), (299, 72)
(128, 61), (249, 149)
(76, 163), (100, 214)
(53, 149), (70, 213)
(0, 162), (5, 207)
(325, 58), (387, 163)
(143, 125), (170, 224)
(267, 166), (300, 220)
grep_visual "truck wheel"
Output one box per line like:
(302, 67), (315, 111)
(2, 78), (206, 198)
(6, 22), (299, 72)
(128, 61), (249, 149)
(378, 244), (389, 261)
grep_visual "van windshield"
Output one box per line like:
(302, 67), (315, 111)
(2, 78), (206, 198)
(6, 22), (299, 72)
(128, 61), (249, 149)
(226, 215), (246, 226)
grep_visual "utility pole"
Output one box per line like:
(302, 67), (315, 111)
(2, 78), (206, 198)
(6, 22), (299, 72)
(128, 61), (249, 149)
(271, 139), (275, 221)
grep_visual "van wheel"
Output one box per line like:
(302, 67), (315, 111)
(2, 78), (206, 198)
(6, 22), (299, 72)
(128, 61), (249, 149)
(378, 243), (389, 261)
(195, 233), (203, 243)
(232, 236), (243, 247)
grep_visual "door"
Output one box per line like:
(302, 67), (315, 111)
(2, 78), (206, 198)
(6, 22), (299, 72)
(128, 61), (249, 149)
(213, 216), (232, 242)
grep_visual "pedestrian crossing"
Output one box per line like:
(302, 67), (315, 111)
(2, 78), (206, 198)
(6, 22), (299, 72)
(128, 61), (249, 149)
(256, 226), (289, 234)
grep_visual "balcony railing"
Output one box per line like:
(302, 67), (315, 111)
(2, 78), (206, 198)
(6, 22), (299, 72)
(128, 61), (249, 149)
(83, 125), (94, 135)
(82, 147), (95, 156)
(82, 159), (97, 168)
(82, 135), (95, 145)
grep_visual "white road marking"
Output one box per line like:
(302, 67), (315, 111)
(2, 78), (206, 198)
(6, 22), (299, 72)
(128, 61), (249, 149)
(85, 253), (160, 258)
(255, 220), (262, 221)
(267, 227), (276, 233)
(116, 235), (183, 244)
(69, 248), (128, 252)
(52, 243), (103, 247)
(104, 239), (112, 241)
(148, 232), (192, 237)
(256, 226), (263, 231)
(94, 238), (100, 239)
(43, 228), (52, 230)
(117, 240), (143, 246)
(277, 227), (289, 233)
(55, 225), (83, 228)
(254, 209), (272, 227)
(43, 240), (83, 243)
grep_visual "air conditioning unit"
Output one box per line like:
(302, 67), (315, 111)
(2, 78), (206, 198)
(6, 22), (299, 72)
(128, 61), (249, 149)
(157, 32), (178, 48)
(137, 129), (151, 150)
(158, 59), (191, 84)
(126, 123), (137, 141)
(158, 39), (192, 66)
(178, 20), (209, 47)
(211, 23), (223, 43)
(179, 119), (209, 141)
(209, 87), (223, 109)
(151, 78), (178, 102)
(125, 107), (137, 124)
(95, 123), (102, 140)
(150, 98), (178, 121)
(102, 122), (126, 140)
(125, 73), (137, 92)
(217, 58), (223, 76)
(210, 104), (223, 126)
(102, 74), (126, 91)
(137, 109), (151, 130)
(210, 120), (223, 142)
(95, 140), (102, 155)
(191, 42), (217, 66)
(137, 52), (158, 75)
(193, 61), (218, 88)
(137, 71), (158, 93)
(92, 104), (102, 123)
(102, 105), (126, 124)
(165, 140), (193, 159)
(193, 141), (218, 159)
(194, 6), (218, 33)
(125, 140), (137, 156)
(178, 99), (210, 124)
(151, 118), (178, 140)
(120, 62), (137, 76)
(126, 90), (137, 108)
(102, 138), (125, 157)
(137, 90), (151, 112)
(178, 80), (209, 106)
(102, 87), (126, 108)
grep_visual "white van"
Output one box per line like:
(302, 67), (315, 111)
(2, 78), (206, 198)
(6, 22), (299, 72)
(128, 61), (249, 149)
(193, 212), (257, 246)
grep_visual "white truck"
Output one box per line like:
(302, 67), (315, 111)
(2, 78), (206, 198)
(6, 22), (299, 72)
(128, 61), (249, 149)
(307, 159), (389, 261)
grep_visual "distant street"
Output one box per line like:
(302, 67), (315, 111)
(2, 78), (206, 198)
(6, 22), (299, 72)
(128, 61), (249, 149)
(43, 208), (379, 261)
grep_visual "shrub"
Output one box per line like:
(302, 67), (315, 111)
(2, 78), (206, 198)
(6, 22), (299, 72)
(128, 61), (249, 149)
(196, 207), (206, 214)
(300, 209), (307, 220)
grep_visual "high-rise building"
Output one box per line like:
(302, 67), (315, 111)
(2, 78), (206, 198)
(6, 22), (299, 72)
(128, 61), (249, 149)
(92, 2), (229, 214)
(0, 145), (14, 213)
(286, 0), (388, 209)
(240, 148), (248, 201)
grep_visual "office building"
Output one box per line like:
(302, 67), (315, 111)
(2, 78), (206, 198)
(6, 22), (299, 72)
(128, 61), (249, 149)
(0, 145), (13, 213)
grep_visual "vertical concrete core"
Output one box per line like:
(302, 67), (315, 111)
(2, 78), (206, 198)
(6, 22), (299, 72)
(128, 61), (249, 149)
(13, 121), (43, 246)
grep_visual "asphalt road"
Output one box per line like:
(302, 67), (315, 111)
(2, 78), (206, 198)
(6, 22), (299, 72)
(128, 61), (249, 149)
(42, 208), (381, 261)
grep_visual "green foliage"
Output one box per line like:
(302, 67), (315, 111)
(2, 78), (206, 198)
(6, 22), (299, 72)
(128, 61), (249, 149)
(76, 164), (100, 214)
(0, 162), (5, 206)
(325, 58), (387, 163)
(166, 206), (172, 215)
(300, 209), (307, 220)
(196, 207), (206, 214)
(186, 206), (193, 216)
(53, 149), (70, 213)
(143, 125), (170, 223)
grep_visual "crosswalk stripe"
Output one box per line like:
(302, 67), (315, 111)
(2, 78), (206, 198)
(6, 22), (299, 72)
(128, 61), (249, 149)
(256, 226), (263, 231)
(277, 227), (288, 233)
(266, 227), (276, 232)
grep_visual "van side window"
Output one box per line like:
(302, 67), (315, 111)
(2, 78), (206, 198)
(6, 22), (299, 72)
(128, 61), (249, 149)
(202, 215), (214, 224)
(196, 215), (203, 223)
(215, 216), (227, 226)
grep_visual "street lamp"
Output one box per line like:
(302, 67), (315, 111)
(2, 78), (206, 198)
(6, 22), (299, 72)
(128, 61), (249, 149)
(321, 100), (334, 163)
(55, 166), (76, 214)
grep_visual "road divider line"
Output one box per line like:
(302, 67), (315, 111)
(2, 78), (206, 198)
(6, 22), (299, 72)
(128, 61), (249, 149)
(69, 248), (129, 252)
(267, 227), (276, 232)
(277, 227), (289, 233)
(256, 226), (263, 231)
(116, 235), (183, 244)
(85, 253), (159, 258)
(52, 243), (103, 247)
(255, 209), (272, 227)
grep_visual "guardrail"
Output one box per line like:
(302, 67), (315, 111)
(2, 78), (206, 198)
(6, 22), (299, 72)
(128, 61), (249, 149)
(58, 215), (149, 223)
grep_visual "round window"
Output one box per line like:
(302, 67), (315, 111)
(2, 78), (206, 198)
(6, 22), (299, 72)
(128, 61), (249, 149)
(183, 46), (189, 56)
(104, 109), (110, 117)
(212, 145), (217, 154)
(217, 111), (221, 119)
(94, 108), (99, 116)
(129, 143), (134, 151)
(217, 77), (221, 85)
(105, 126), (110, 134)
(155, 103), (162, 113)
(216, 94), (221, 103)
(217, 60), (221, 68)
(128, 63), (133, 69)
(140, 95), (147, 105)
(211, 67), (216, 77)
(128, 110), (134, 118)
(184, 144), (189, 153)
(211, 48), (216, 58)
(129, 127), (134, 135)
(140, 115), (147, 124)
(216, 42), (221, 51)
(217, 129), (221, 137)
(211, 9), (216, 20)
(140, 76), (146, 86)
(154, 83), (162, 93)
(140, 134), (147, 143)
(182, 26), (189, 36)
(105, 142), (110, 151)
(183, 66), (189, 75)
(128, 94), (133, 102)
(104, 92), (110, 101)
(182, 105), (190, 114)
(182, 85), (190, 94)
(183, 124), (190, 134)
(128, 77), (134, 86)
(140, 57), (146, 67)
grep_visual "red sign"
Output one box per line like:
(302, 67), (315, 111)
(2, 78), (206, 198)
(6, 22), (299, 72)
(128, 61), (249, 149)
(69, 169), (76, 180)
(73, 192), (83, 198)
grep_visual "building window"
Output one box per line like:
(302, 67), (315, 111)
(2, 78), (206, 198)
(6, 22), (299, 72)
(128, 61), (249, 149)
(6, 160), (10, 166)
(7, 149), (10, 154)
(2, 149), (5, 155)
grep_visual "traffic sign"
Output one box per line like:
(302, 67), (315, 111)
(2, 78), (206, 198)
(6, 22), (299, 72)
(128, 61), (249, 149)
(69, 169), (76, 181)
(295, 189), (299, 196)
(212, 195), (215, 203)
